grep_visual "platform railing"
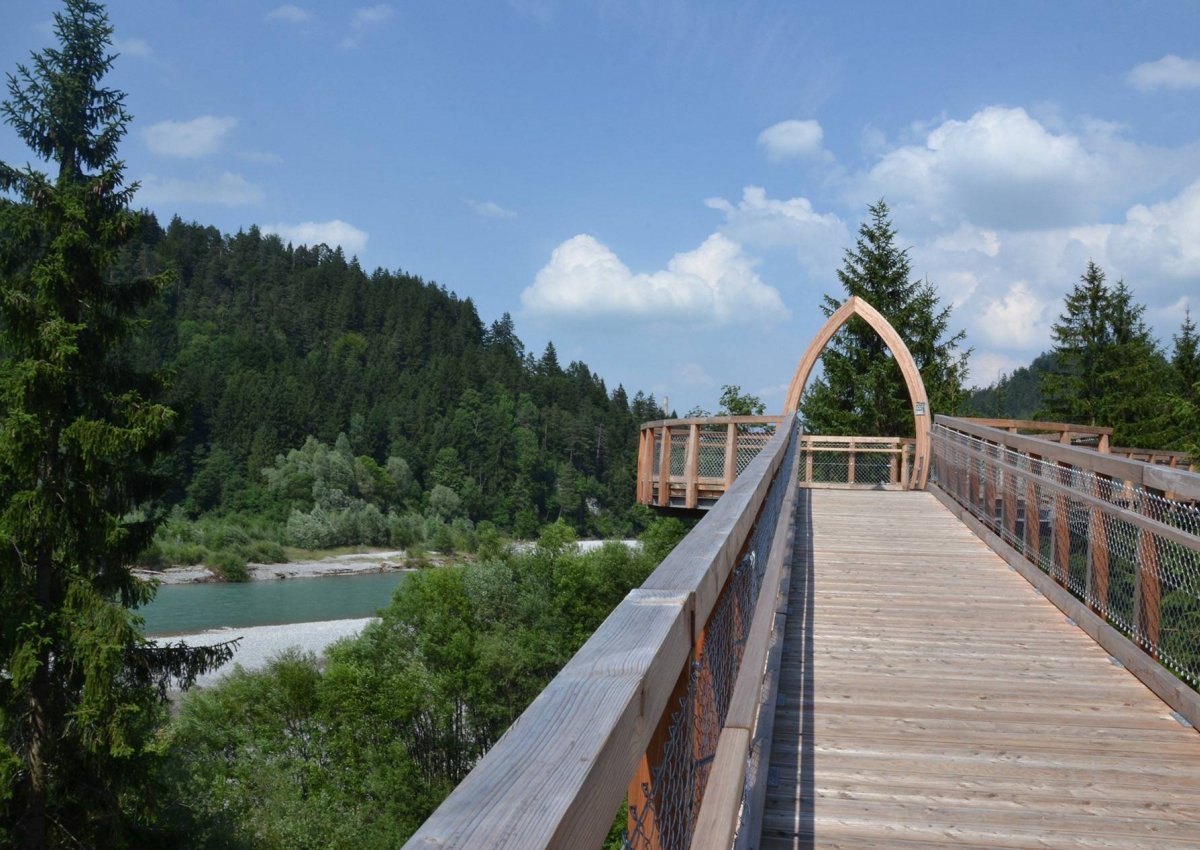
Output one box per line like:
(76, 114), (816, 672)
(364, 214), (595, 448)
(638, 416), (783, 509)
(637, 419), (920, 509)
(932, 416), (1200, 704)
(404, 415), (799, 850)
(798, 435), (915, 489)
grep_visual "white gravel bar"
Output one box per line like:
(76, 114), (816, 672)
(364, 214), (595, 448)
(162, 617), (376, 688)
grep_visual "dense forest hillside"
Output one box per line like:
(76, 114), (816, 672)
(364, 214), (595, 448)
(962, 352), (1057, 420)
(121, 215), (662, 539)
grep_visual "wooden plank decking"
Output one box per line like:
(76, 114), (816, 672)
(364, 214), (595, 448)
(759, 489), (1200, 850)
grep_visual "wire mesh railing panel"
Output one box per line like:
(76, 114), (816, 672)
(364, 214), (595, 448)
(734, 431), (774, 477)
(625, 429), (797, 850)
(806, 449), (849, 483)
(932, 423), (1200, 689)
(698, 429), (727, 478)
(669, 430), (688, 477)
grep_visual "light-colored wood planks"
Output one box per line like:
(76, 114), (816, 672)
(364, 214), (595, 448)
(758, 489), (1200, 850)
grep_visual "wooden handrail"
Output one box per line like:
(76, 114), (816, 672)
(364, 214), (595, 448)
(403, 415), (798, 850)
(931, 418), (1200, 726)
(938, 416), (1200, 501)
(690, 439), (801, 849)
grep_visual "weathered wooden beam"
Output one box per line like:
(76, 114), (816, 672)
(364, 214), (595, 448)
(937, 415), (1200, 499)
(685, 423), (700, 509)
(723, 422), (737, 489)
(405, 416), (798, 850)
(657, 425), (672, 508)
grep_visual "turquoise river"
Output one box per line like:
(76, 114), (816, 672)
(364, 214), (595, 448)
(138, 571), (410, 636)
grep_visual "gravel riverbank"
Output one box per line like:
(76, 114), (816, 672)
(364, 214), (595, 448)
(160, 618), (376, 688)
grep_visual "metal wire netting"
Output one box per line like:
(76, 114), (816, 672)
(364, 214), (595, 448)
(932, 424), (1200, 689)
(625, 428), (797, 850)
(698, 428), (727, 478)
(669, 430), (688, 476)
(800, 449), (894, 484)
(734, 427), (776, 477)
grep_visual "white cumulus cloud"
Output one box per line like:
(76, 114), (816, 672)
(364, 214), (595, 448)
(1107, 179), (1200, 281)
(757, 119), (830, 162)
(262, 220), (369, 257)
(974, 282), (1050, 349)
(1129, 54), (1200, 91)
(266, 5), (312, 23)
(342, 4), (393, 46)
(705, 186), (848, 278)
(137, 172), (264, 207)
(522, 233), (788, 325)
(865, 106), (1109, 230)
(144, 116), (237, 158)
(113, 37), (152, 58)
(466, 199), (517, 219)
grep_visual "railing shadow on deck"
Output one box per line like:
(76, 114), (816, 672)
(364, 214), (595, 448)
(930, 415), (1200, 726)
(404, 414), (801, 850)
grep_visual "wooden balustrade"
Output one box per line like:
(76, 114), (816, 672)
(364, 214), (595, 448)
(796, 435), (915, 489)
(403, 415), (799, 850)
(636, 416), (783, 509)
(637, 419), (923, 509)
(931, 415), (1200, 726)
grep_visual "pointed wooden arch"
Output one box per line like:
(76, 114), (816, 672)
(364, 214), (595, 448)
(784, 296), (931, 489)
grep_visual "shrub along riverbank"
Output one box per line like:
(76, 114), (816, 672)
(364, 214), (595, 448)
(150, 519), (686, 849)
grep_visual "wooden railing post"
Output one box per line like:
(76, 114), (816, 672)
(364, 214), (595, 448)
(982, 441), (997, 527)
(638, 429), (652, 503)
(804, 437), (814, 484)
(1087, 473), (1111, 617)
(900, 443), (910, 490)
(657, 425), (672, 507)
(967, 446), (979, 512)
(1002, 447), (1017, 544)
(1025, 453), (1040, 560)
(847, 437), (856, 485)
(723, 422), (737, 489)
(685, 423), (701, 509)
(1134, 487), (1163, 654)
(1051, 462), (1072, 586)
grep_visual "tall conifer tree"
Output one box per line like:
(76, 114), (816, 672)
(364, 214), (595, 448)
(1041, 262), (1169, 445)
(0, 3), (230, 845)
(800, 200), (968, 435)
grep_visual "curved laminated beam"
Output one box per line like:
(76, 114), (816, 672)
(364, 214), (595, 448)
(783, 296), (931, 488)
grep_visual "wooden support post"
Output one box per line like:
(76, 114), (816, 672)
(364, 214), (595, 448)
(723, 422), (737, 489)
(1098, 433), (1110, 453)
(1134, 487), (1163, 654)
(1002, 450), (1017, 544)
(638, 429), (652, 503)
(964, 444), (974, 511)
(685, 424), (700, 509)
(1051, 462), (1071, 587)
(657, 425), (672, 507)
(889, 446), (898, 484)
(847, 437), (856, 485)
(1087, 474), (1111, 617)
(982, 442), (997, 528)
(804, 438), (814, 484)
(1025, 455), (1041, 560)
(627, 664), (689, 850)
(900, 443), (910, 490)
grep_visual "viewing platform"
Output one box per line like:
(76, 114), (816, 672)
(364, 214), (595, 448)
(403, 297), (1200, 850)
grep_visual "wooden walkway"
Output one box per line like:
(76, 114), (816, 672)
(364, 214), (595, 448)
(759, 489), (1200, 850)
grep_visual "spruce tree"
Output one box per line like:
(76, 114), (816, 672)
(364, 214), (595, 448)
(1173, 308), (1199, 403)
(0, 3), (231, 846)
(800, 200), (969, 436)
(1040, 262), (1170, 446)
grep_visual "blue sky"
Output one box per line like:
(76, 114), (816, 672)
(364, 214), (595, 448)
(3, 1), (1199, 414)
